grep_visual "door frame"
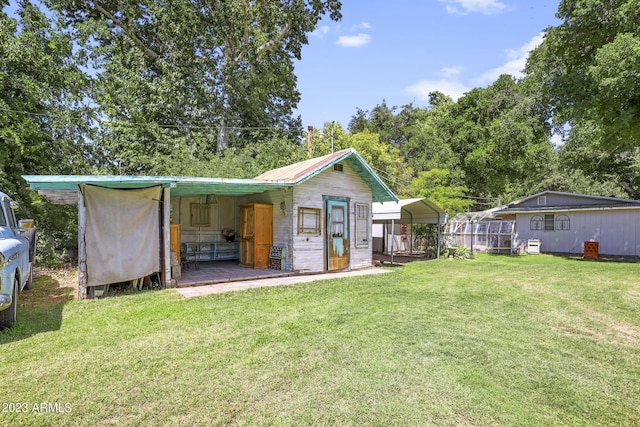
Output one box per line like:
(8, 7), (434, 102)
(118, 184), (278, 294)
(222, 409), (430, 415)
(324, 195), (350, 271)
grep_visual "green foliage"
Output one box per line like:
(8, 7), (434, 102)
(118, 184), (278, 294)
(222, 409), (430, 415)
(449, 75), (555, 200)
(47, 0), (341, 162)
(312, 126), (413, 196)
(0, 3), (95, 196)
(411, 223), (443, 258)
(451, 243), (474, 260)
(526, 0), (640, 151)
(1, 2), (95, 261)
(411, 169), (473, 214)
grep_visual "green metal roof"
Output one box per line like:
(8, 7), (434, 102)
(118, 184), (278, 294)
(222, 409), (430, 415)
(22, 175), (291, 204)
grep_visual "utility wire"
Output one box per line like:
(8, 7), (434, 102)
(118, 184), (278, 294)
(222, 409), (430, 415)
(0, 106), (281, 132)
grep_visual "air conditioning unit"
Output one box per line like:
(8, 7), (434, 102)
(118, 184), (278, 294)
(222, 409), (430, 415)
(527, 239), (541, 254)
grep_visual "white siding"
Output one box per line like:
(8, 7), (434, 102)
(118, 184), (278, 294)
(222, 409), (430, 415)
(513, 210), (640, 256)
(291, 163), (373, 273)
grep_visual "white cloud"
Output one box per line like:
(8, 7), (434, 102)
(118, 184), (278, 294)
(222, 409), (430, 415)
(405, 33), (544, 104)
(352, 22), (372, 31)
(311, 25), (330, 38)
(405, 68), (471, 102)
(471, 33), (544, 85)
(441, 66), (463, 79)
(439, 0), (507, 15)
(337, 33), (371, 48)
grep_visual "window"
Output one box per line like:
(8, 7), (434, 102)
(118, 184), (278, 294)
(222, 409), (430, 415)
(3, 199), (16, 228)
(333, 163), (344, 172)
(355, 203), (369, 248)
(544, 214), (555, 231)
(532, 214), (567, 231)
(330, 206), (345, 237)
(538, 196), (547, 205)
(298, 207), (322, 234)
(555, 215), (570, 231)
(530, 215), (544, 230)
(190, 203), (210, 227)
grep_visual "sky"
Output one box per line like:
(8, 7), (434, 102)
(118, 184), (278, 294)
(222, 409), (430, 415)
(293, 0), (562, 129)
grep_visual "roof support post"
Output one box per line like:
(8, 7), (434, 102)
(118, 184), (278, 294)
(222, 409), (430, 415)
(77, 187), (87, 300)
(436, 215), (441, 259)
(162, 187), (172, 287)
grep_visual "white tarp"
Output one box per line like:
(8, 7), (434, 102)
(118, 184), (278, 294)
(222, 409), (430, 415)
(83, 185), (161, 287)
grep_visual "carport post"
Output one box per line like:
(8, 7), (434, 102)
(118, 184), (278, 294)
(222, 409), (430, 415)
(390, 218), (395, 264)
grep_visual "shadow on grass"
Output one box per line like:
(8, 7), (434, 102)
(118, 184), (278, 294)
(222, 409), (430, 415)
(0, 271), (75, 344)
(553, 253), (640, 264)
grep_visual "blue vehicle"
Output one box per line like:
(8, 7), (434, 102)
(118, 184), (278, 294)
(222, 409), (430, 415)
(0, 192), (35, 329)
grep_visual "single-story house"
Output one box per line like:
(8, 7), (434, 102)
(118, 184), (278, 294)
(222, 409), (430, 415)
(445, 190), (640, 257)
(23, 148), (398, 298)
(372, 198), (446, 260)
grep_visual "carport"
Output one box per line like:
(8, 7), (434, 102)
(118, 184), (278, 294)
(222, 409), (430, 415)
(372, 198), (446, 262)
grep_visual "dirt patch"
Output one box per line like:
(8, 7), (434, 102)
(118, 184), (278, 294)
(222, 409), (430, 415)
(21, 267), (78, 308)
(550, 311), (640, 346)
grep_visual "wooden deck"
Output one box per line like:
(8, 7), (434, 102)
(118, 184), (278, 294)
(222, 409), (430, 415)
(177, 260), (293, 288)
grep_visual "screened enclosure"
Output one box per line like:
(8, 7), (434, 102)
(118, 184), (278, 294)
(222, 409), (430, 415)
(445, 214), (515, 254)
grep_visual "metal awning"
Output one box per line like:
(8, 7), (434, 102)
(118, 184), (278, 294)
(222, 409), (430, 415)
(22, 175), (292, 205)
(373, 198), (445, 224)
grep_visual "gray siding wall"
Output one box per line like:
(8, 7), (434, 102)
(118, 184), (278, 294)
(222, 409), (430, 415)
(513, 209), (640, 256)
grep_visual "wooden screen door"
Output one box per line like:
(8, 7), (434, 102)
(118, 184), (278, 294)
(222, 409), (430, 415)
(326, 198), (349, 271)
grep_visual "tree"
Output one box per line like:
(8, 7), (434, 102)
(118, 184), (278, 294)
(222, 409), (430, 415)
(1, 1), (95, 263)
(45, 0), (341, 173)
(526, 0), (640, 151)
(447, 75), (555, 202)
(347, 100), (428, 146)
(1, 2), (94, 195)
(310, 125), (412, 196)
(349, 130), (413, 196)
(401, 92), (462, 181)
(410, 169), (473, 214)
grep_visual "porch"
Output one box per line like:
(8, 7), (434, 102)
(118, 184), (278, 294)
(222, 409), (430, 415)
(177, 260), (293, 288)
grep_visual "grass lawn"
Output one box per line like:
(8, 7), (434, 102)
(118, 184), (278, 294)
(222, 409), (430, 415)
(1, 255), (639, 426)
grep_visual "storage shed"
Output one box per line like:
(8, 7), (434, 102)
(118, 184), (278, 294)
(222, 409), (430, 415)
(23, 148), (398, 298)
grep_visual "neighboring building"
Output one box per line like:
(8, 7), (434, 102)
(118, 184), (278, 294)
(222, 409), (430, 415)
(23, 148), (398, 298)
(445, 191), (640, 257)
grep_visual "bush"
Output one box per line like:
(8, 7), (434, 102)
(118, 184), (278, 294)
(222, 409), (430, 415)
(452, 244), (474, 260)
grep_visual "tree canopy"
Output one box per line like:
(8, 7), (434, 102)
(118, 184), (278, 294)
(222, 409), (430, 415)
(526, 0), (640, 150)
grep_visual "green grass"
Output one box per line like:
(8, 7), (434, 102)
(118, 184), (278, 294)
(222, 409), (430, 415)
(1, 255), (639, 426)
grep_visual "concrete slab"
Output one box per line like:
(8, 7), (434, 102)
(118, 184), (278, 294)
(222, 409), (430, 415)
(176, 267), (393, 299)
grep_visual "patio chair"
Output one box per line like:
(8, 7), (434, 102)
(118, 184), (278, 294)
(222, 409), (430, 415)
(181, 243), (196, 270)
